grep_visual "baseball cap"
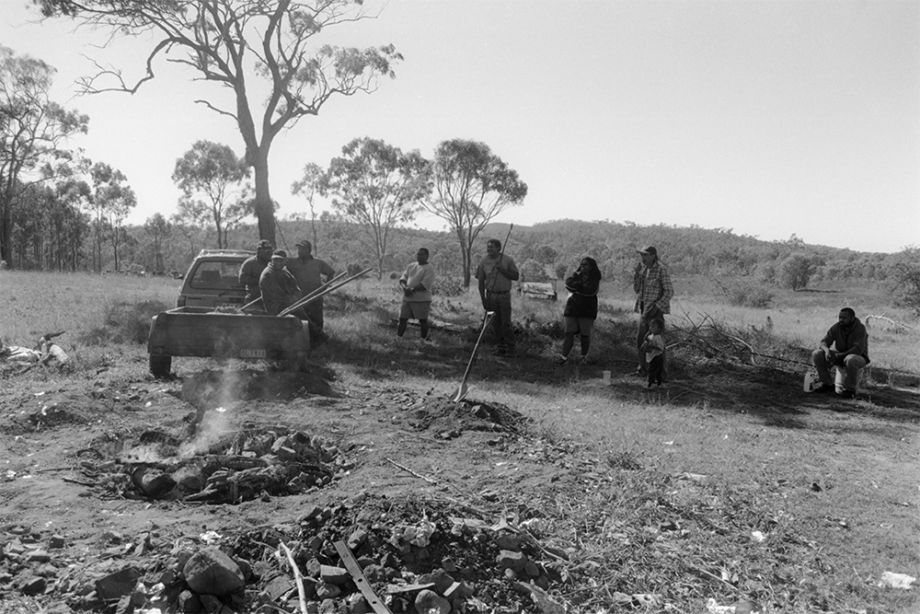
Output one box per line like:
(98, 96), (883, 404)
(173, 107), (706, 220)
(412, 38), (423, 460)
(256, 239), (273, 250)
(637, 246), (657, 256)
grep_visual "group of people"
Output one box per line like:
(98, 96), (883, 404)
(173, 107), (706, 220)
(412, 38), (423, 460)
(240, 236), (871, 399)
(395, 240), (675, 388)
(238, 238), (336, 341)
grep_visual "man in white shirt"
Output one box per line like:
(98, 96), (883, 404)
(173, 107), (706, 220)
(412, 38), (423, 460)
(397, 247), (436, 341)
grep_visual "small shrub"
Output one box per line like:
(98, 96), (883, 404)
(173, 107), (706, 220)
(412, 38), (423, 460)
(723, 282), (773, 308)
(80, 299), (169, 345)
(437, 277), (466, 297)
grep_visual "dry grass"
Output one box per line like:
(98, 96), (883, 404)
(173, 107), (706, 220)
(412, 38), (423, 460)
(2, 270), (918, 613)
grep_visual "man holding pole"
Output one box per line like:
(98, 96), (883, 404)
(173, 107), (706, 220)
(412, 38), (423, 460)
(633, 246), (673, 376)
(476, 236), (519, 356)
(287, 239), (335, 340)
(238, 239), (273, 305)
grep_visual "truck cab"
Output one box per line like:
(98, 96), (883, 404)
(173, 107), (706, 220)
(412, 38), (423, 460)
(176, 249), (252, 309)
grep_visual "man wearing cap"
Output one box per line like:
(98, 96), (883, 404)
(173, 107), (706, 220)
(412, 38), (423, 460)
(239, 239), (274, 305)
(633, 246), (673, 375)
(259, 250), (302, 315)
(476, 238), (520, 355)
(287, 240), (336, 338)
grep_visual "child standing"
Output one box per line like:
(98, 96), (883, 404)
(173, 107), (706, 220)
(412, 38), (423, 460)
(641, 319), (666, 387)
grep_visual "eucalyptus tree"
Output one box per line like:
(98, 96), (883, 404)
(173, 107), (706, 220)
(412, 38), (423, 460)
(173, 140), (252, 248)
(290, 162), (325, 255)
(143, 212), (171, 274)
(321, 137), (430, 278)
(421, 140), (527, 287)
(0, 45), (88, 266)
(89, 162), (136, 272)
(37, 0), (402, 246)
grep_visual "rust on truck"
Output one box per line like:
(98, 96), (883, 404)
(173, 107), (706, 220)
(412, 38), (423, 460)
(147, 307), (309, 377)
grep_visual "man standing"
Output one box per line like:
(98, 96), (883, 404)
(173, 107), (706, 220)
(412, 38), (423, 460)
(633, 246), (673, 375)
(397, 247), (436, 342)
(476, 238), (520, 355)
(259, 250), (302, 315)
(287, 239), (335, 338)
(810, 307), (870, 399)
(238, 239), (273, 305)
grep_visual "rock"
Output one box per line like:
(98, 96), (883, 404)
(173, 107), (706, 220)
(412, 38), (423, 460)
(26, 549), (51, 563)
(316, 582), (342, 599)
(94, 567), (142, 601)
(415, 588), (451, 614)
(176, 591), (202, 613)
(49, 535), (65, 549)
(261, 573), (293, 602)
(319, 564), (349, 585)
(18, 573), (47, 596)
(494, 534), (523, 550)
(198, 594), (224, 612)
(363, 564), (385, 583)
(443, 581), (474, 600)
(346, 592), (371, 614)
(347, 528), (368, 550)
(524, 560), (541, 578)
(495, 550), (527, 572)
(418, 569), (454, 594)
(319, 598), (337, 614)
(514, 582), (564, 614)
(441, 557), (457, 572)
(131, 466), (176, 498)
(183, 548), (245, 596)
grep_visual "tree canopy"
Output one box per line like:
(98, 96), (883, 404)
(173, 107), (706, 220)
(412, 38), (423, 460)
(173, 140), (252, 249)
(0, 45), (88, 266)
(421, 139), (528, 286)
(37, 0), (402, 247)
(320, 137), (430, 278)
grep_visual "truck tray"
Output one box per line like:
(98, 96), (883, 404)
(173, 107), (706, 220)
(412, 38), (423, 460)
(147, 307), (309, 376)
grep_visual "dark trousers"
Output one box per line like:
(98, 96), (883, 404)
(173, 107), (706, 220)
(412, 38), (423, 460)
(648, 355), (664, 385)
(485, 291), (514, 350)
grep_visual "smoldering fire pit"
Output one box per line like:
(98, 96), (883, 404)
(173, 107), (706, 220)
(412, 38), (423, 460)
(95, 420), (350, 504)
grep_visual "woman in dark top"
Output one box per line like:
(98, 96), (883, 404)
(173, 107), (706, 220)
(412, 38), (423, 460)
(556, 257), (602, 364)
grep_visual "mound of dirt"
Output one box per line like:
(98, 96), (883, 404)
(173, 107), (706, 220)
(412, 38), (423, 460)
(401, 399), (529, 439)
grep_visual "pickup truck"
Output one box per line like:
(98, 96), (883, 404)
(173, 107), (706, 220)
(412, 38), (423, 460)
(146, 248), (309, 377)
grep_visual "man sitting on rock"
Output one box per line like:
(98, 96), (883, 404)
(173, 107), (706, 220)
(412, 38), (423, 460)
(810, 307), (870, 399)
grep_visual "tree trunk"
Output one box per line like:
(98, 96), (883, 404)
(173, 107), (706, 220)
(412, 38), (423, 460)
(0, 203), (11, 266)
(252, 149), (276, 246)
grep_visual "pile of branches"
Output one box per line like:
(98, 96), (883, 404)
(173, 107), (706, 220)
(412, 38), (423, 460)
(667, 312), (811, 373)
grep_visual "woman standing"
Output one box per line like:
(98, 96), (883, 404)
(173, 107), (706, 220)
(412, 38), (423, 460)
(556, 257), (602, 364)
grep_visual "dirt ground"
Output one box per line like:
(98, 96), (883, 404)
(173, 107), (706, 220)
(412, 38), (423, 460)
(1, 342), (918, 614)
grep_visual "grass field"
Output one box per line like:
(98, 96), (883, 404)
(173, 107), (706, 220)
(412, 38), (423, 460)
(1, 269), (918, 612)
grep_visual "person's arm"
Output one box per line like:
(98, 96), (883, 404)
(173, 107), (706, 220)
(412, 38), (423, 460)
(841, 325), (868, 358)
(654, 266), (674, 311)
(818, 326), (835, 359)
(321, 260), (335, 279)
(239, 261), (255, 288)
(500, 257), (520, 281)
(633, 262), (644, 293)
(477, 267), (487, 308)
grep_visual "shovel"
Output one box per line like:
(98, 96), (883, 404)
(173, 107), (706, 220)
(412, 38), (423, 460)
(453, 311), (495, 402)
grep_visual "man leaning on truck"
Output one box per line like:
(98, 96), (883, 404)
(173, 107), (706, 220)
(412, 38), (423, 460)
(239, 239), (273, 304)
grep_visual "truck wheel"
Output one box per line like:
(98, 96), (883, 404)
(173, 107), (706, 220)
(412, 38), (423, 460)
(149, 355), (172, 378)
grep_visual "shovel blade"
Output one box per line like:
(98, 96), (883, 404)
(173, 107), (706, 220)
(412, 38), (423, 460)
(452, 382), (469, 402)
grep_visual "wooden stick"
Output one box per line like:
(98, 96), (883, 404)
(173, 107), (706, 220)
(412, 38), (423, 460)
(279, 541), (308, 614)
(279, 267), (372, 316)
(384, 457), (438, 485)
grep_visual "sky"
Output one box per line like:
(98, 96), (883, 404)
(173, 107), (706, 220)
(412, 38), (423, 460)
(2, 0), (918, 254)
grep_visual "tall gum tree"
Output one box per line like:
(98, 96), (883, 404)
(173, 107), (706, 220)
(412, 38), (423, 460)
(0, 45), (88, 266)
(36, 0), (402, 246)
(321, 137), (430, 278)
(421, 139), (528, 287)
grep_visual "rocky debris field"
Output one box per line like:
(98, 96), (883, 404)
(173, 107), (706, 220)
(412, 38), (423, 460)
(0, 360), (593, 614)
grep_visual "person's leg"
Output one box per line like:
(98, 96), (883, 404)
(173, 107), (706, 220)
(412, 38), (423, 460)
(307, 298), (325, 332)
(416, 302), (432, 339)
(841, 355), (867, 392)
(579, 319), (593, 359)
(811, 349), (833, 385)
(561, 334), (575, 357)
(397, 302), (412, 337)
(497, 294), (514, 351)
(636, 315), (651, 373)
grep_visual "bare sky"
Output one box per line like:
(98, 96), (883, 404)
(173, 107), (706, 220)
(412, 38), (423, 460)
(3, 0), (918, 253)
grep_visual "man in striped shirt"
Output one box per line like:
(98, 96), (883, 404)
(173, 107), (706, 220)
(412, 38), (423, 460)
(633, 246), (674, 376)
